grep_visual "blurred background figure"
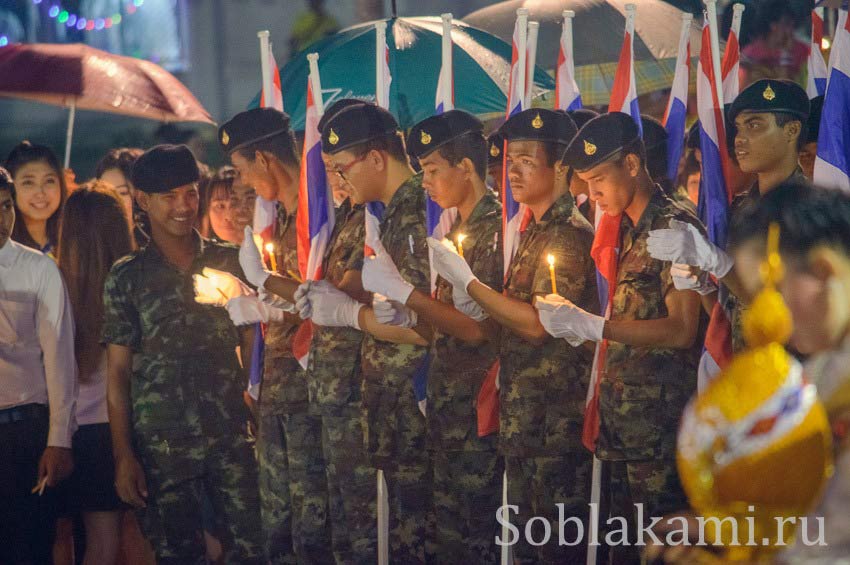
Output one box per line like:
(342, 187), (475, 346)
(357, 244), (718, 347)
(6, 141), (67, 257)
(200, 167), (241, 244)
(289, 0), (340, 58)
(799, 95), (823, 181)
(678, 152), (701, 207)
(95, 148), (148, 246)
(56, 181), (136, 565)
(740, 0), (809, 85)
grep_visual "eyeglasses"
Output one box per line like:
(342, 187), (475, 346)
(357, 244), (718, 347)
(328, 154), (368, 181)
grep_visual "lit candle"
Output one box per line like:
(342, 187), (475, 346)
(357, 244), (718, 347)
(547, 253), (557, 295)
(265, 243), (278, 273)
(456, 234), (466, 258)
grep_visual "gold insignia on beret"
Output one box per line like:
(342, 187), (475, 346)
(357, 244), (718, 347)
(490, 144), (500, 157)
(584, 139), (597, 156)
(763, 84), (776, 101)
(221, 130), (230, 146)
(328, 128), (339, 146)
(420, 130), (432, 145)
(531, 113), (544, 129)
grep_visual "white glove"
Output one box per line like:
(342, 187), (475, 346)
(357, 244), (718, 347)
(426, 237), (477, 292)
(194, 267), (252, 306)
(372, 293), (418, 328)
(534, 294), (605, 346)
(670, 263), (718, 295)
(259, 287), (296, 314)
(225, 294), (286, 326)
(452, 286), (488, 322)
(646, 219), (734, 278)
(239, 226), (273, 288)
(361, 242), (414, 304)
(299, 280), (363, 329)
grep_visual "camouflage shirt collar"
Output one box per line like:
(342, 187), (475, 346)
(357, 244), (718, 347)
(382, 172), (423, 221)
(449, 191), (500, 238)
(527, 190), (576, 230)
(623, 184), (669, 234)
(144, 229), (206, 267)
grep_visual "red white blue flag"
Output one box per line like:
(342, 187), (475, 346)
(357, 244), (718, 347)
(663, 14), (692, 183)
(608, 4), (642, 134)
(556, 10), (582, 112)
(814, 8), (850, 191)
(721, 4), (744, 106)
(807, 8), (828, 98)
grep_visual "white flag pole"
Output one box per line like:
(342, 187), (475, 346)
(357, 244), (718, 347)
(307, 53), (325, 117)
(63, 101), (76, 169)
(441, 12), (454, 111)
(375, 21), (389, 109)
(258, 30), (274, 109)
(516, 8), (529, 111)
(525, 21), (539, 108)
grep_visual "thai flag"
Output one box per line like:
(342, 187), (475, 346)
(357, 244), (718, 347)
(721, 4), (744, 106)
(813, 11), (850, 192)
(376, 21), (392, 109)
(502, 10), (529, 276)
(556, 10), (582, 112)
(582, 213), (621, 452)
(248, 42), (285, 399)
(293, 62), (334, 370)
(807, 8), (828, 98)
(828, 10), (848, 77)
(697, 17), (734, 388)
(663, 15), (692, 183)
(608, 5), (642, 134)
(428, 14), (459, 294)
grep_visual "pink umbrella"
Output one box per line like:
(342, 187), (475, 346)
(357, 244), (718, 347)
(0, 42), (214, 166)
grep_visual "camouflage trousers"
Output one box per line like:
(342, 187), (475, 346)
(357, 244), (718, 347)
(135, 430), (263, 564)
(600, 458), (688, 565)
(505, 454), (593, 564)
(321, 404), (378, 565)
(432, 449), (503, 564)
(257, 407), (333, 565)
(364, 380), (435, 564)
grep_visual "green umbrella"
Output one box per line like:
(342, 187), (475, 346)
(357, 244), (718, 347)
(249, 17), (555, 130)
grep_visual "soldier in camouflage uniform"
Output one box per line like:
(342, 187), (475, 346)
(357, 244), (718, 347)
(430, 109), (597, 564)
(547, 112), (706, 564)
(219, 109), (333, 564)
(102, 144), (263, 563)
(302, 103), (435, 563)
(363, 110), (505, 562)
(647, 79), (811, 363)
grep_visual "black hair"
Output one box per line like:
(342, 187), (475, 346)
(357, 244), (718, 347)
(774, 112), (808, 152)
(5, 141), (68, 251)
(350, 131), (409, 164)
(95, 147), (144, 181)
(432, 132), (488, 180)
(542, 141), (569, 168)
(0, 167), (14, 199)
(235, 130), (300, 168)
(726, 181), (850, 262)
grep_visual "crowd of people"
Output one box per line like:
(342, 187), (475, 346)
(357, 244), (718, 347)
(0, 72), (846, 565)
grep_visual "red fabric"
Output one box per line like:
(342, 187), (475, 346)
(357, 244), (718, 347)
(477, 360), (500, 437)
(704, 301), (733, 370)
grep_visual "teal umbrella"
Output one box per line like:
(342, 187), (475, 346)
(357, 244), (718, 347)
(249, 17), (555, 130)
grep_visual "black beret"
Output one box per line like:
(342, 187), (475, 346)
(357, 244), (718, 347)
(806, 95), (823, 144)
(562, 112), (643, 172)
(218, 108), (292, 155)
(728, 79), (810, 124)
(130, 144), (200, 194)
(568, 108), (599, 130)
(498, 108), (578, 145)
(487, 132), (505, 165)
(318, 98), (368, 136)
(406, 110), (483, 159)
(321, 103), (399, 155)
(641, 114), (668, 152)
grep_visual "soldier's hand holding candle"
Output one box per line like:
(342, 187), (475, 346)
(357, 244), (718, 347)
(239, 226), (274, 288)
(426, 237), (477, 292)
(194, 267), (252, 306)
(361, 240), (414, 304)
(534, 294), (605, 347)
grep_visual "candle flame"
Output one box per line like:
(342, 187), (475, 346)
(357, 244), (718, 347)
(547, 253), (555, 267)
(457, 234), (466, 244)
(265, 242), (275, 253)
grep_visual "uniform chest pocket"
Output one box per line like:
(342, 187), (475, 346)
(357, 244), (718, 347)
(138, 293), (186, 353)
(0, 297), (36, 344)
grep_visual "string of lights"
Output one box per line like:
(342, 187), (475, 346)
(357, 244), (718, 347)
(30, 0), (144, 33)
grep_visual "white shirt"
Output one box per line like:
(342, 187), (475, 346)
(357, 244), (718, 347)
(0, 239), (77, 447)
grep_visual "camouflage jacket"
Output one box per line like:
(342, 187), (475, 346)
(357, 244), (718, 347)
(598, 187), (704, 461)
(724, 168), (808, 353)
(429, 191), (502, 452)
(264, 203), (302, 360)
(308, 199), (366, 408)
(500, 191), (598, 457)
(360, 174), (431, 393)
(101, 232), (249, 438)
